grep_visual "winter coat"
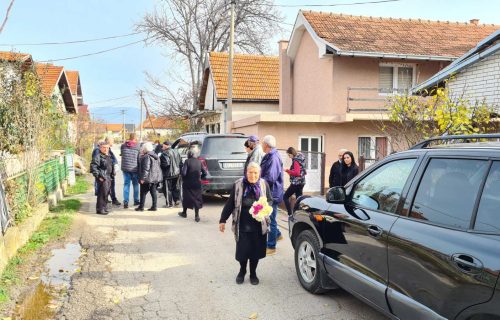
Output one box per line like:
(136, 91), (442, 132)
(329, 161), (342, 188)
(260, 148), (284, 204)
(139, 151), (163, 183)
(90, 151), (115, 180)
(341, 164), (359, 186)
(286, 153), (307, 185)
(160, 148), (182, 179)
(120, 140), (140, 173)
(92, 147), (117, 165)
(181, 157), (207, 190)
(244, 144), (265, 173)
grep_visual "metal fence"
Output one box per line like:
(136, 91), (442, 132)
(0, 152), (71, 234)
(278, 149), (326, 195)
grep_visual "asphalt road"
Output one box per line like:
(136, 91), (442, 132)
(58, 146), (387, 320)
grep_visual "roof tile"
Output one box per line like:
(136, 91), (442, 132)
(35, 63), (64, 96)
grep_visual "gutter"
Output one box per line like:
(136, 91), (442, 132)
(332, 49), (456, 62)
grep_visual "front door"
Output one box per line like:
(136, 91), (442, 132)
(387, 156), (500, 319)
(322, 158), (418, 314)
(299, 136), (322, 193)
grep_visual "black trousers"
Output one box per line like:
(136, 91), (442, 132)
(139, 182), (158, 209)
(96, 178), (111, 213)
(110, 178), (118, 202)
(283, 184), (304, 216)
(163, 177), (180, 205)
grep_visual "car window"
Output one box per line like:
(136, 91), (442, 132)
(201, 136), (247, 156)
(351, 158), (417, 213)
(175, 138), (203, 157)
(474, 161), (500, 233)
(410, 158), (488, 230)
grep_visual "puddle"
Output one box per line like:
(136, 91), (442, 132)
(13, 243), (82, 320)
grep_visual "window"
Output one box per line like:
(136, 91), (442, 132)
(351, 159), (416, 213)
(205, 125), (210, 133)
(300, 136), (323, 170)
(216, 123), (220, 133)
(474, 162), (500, 233)
(410, 159), (489, 230)
(210, 124), (215, 133)
(378, 63), (414, 94)
(358, 137), (388, 168)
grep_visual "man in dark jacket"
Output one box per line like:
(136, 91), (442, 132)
(260, 135), (284, 255)
(329, 148), (348, 188)
(92, 137), (120, 206)
(136, 142), (163, 212)
(160, 140), (182, 208)
(121, 133), (140, 209)
(90, 141), (115, 215)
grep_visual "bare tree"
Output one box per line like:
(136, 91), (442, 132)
(137, 0), (283, 115)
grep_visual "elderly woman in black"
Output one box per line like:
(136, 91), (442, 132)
(219, 162), (272, 285)
(179, 150), (206, 222)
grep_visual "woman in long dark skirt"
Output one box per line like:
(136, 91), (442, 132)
(179, 150), (206, 222)
(219, 162), (272, 285)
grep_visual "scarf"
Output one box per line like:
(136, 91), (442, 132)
(243, 177), (261, 199)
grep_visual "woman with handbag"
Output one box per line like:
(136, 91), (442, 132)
(219, 162), (273, 285)
(178, 150), (206, 222)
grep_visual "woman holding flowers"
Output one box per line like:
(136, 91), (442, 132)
(219, 162), (273, 285)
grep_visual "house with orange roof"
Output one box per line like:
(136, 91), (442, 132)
(35, 63), (76, 114)
(140, 115), (187, 138)
(198, 52), (280, 133)
(230, 11), (499, 192)
(66, 70), (83, 108)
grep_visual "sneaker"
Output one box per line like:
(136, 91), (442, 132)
(112, 200), (121, 206)
(133, 201), (140, 206)
(148, 207), (157, 211)
(174, 201), (180, 206)
(135, 207), (144, 212)
(178, 212), (187, 218)
(277, 235), (284, 241)
(236, 273), (245, 284)
(165, 203), (173, 208)
(250, 276), (259, 285)
(266, 248), (276, 256)
(96, 211), (108, 215)
(123, 202), (129, 209)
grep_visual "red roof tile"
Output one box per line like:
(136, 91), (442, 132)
(35, 63), (64, 96)
(141, 116), (187, 129)
(65, 70), (80, 96)
(0, 51), (32, 62)
(302, 11), (500, 58)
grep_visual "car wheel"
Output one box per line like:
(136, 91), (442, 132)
(294, 229), (326, 294)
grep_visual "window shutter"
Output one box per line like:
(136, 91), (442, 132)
(379, 67), (393, 93)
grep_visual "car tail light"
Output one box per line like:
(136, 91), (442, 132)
(198, 156), (209, 173)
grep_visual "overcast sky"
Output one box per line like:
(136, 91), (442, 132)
(0, 0), (498, 125)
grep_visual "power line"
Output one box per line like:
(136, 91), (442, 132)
(38, 38), (149, 63)
(87, 94), (137, 105)
(0, 31), (143, 46)
(273, 0), (401, 7)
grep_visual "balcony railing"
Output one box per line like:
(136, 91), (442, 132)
(347, 87), (410, 113)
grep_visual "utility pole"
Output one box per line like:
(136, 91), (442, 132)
(226, 0), (236, 134)
(139, 90), (144, 142)
(121, 109), (126, 142)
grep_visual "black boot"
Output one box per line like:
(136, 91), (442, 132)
(236, 260), (247, 284)
(249, 259), (259, 285)
(194, 209), (200, 222)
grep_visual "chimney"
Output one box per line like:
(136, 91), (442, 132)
(470, 19), (479, 25)
(279, 40), (293, 114)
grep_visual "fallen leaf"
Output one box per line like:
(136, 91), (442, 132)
(112, 298), (120, 304)
(47, 304), (58, 309)
(75, 268), (81, 273)
(249, 312), (258, 319)
(28, 276), (39, 280)
(58, 269), (64, 273)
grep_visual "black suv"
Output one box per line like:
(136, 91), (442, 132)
(172, 132), (248, 194)
(289, 134), (500, 320)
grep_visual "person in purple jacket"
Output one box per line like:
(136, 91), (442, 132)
(260, 135), (284, 256)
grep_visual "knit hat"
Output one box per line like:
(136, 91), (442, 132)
(248, 135), (259, 143)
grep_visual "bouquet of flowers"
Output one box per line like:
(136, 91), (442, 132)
(250, 197), (273, 222)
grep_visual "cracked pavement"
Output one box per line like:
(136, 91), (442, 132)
(58, 149), (387, 320)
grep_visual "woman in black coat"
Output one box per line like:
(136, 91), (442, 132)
(341, 151), (359, 186)
(178, 150), (206, 222)
(219, 162), (272, 285)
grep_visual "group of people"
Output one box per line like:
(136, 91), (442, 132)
(90, 134), (199, 217)
(328, 148), (360, 189)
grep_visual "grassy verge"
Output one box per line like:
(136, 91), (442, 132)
(0, 199), (81, 304)
(66, 175), (90, 195)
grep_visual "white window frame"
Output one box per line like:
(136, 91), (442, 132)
(378, 62), (417, 96)
(358, 136), (391, 166)
(298, 135), (324, 171)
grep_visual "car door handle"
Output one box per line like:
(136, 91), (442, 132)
(451, 254), (483, 272)
(367, 225), (383, 237)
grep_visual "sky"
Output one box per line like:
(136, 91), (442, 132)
(0, 0), (499, 125)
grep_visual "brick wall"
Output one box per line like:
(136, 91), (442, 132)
(448, 50), (500, 111)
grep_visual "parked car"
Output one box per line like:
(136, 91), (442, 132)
(172, 132), (248, 195)
(289, 134), (500, 320)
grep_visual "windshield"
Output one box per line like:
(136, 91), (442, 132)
(201, 136), (247, 156)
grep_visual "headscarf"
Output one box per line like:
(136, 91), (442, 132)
(243, 176), (262, 199)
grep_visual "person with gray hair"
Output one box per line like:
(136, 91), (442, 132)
(136, 142), (163, 211)
(219, 161), (272, 285)
(90, 141), (115, 215)
(179, 150), (206, 222)
(260, 134), (284, 256)
(329, 148), (348, 188)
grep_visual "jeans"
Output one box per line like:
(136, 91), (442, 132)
(267, 203), (281, 249)
(123, 171), (139, 204)
(284, 184), (304, 216)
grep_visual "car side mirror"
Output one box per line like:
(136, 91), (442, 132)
(326, 187), (346, 204)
